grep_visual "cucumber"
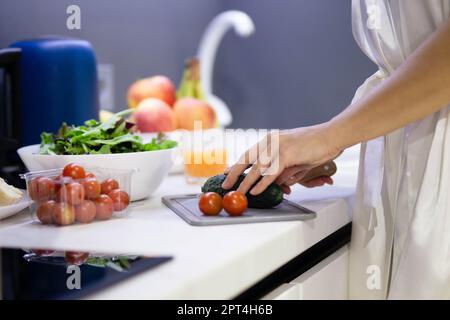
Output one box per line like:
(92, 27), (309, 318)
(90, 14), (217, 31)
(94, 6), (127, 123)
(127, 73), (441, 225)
(201, 174), (284, 209)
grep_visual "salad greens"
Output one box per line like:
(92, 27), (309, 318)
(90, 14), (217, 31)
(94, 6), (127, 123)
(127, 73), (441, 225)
(86, 255), (137, 272)
(39, 109), (177, 155)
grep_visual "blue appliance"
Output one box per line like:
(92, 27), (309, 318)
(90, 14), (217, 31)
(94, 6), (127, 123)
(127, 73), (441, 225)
(2, 36), (99, 147)
(0, 36), (99, 185)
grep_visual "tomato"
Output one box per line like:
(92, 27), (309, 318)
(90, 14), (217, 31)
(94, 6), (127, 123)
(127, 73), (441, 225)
(85, 172), (96, 179)
(81, 178), (101, 200)
(65, 251), (89, 265)
(75, 200), (96, 223)
(100, 178), (119, 194)
(52, 202), (75, 226)
(53, 175), (64, 193)
(199, 192), (223, 216)
(28, 177), (55, 201)
(57, 182), (85, 205)
(31, 249), (55, 257)
(107, 189), (130, 211)
(62, 163), (86, 180)
(95, 194), (114, 220)
(223, 191), (248, 216)
(36, 200), (55, 224)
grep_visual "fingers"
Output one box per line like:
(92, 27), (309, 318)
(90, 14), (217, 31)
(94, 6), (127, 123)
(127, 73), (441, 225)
(300, 176), (334, 188)
(285, 170), (308, 186)
(275, 165), (308, 186)
(222, 134), (271, 190)
(222, 137), (267, 189)
(281, 184), (291, 194)
(222, 149), (254, 189)
(236, 163), (266, 194)
(301, 179), (326, 188)
(249, 157), (284, 195)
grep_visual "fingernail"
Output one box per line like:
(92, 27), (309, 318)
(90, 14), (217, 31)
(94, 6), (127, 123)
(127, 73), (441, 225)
(250, 188), (258, 195)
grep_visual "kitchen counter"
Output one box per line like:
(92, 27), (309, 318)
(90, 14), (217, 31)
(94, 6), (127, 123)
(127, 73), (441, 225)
(0, 146), (359, 299)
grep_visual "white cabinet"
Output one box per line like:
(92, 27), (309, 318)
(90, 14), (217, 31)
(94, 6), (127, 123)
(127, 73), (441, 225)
(262, 246), (349, 300)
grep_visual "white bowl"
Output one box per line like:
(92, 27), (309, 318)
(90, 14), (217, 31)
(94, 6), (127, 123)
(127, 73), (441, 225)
(17, 144), (176, 201)
(136, 128), (226, 174)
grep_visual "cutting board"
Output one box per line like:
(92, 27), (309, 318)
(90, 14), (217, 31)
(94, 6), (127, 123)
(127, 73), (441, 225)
(162, 194), (316, 226)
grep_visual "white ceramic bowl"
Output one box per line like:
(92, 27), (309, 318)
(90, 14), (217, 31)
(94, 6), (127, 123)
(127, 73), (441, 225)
(17, 144), (176, 201)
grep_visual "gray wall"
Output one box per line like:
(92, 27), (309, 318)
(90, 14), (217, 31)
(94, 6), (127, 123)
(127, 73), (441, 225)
(0, 0), (376, 129)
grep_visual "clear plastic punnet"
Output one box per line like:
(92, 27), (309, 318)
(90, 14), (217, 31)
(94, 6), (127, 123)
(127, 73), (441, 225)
(21, 165), (132, 226)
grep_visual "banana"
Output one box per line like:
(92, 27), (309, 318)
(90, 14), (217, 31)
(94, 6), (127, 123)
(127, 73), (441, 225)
(177, 58), (206, 100)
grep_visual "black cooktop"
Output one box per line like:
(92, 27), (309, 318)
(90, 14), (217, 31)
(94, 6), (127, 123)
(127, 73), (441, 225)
(1, 248), (172, 300)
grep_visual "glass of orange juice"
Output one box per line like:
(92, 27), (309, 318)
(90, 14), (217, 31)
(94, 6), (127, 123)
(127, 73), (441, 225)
(183, 149), (228, 184)
(182, 129), (228, 184)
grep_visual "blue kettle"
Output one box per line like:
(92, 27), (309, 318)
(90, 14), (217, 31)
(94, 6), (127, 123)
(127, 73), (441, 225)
(0, 36), (99, 147)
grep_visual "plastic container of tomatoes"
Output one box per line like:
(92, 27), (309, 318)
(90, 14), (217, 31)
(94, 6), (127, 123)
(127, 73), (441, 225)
(21, 163), (133, 226)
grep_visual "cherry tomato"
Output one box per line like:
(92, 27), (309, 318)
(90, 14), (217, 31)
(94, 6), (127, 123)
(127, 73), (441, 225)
(36, 200), (55, 224)
(75, 200), (96, 223)
(85, 172), (96, 179)
(223, 191), (248, 216)
(107, 189), (130, 211)
(65, 251), (89, 265)
(52, 202), (75, 226)
(62, 163), (86, 180)
(31, 249), (55, 257)
(199, 192), (223, 216)
(29, 177), (55, 201)
(100, 179), (119, 194)
(57, 182), (85, 205)
(81, 178), (101, 200)
(95, 194), (114, 220)
(53, 175), (65, 193)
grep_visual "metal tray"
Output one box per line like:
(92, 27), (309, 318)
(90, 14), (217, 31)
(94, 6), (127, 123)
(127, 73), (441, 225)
(162, 194), (316, 226)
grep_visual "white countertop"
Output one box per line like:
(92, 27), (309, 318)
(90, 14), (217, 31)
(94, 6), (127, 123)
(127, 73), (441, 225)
(0, 146), (359, 299)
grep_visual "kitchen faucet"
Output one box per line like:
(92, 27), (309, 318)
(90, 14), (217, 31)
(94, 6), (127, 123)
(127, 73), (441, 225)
(197, 11), (255, 127)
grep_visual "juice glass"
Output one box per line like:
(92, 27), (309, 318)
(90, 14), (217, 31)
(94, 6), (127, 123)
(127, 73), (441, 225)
(183, 149), (228, 184)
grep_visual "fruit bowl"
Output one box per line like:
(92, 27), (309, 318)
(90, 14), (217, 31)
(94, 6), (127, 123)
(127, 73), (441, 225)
(17, 144), (176, 201)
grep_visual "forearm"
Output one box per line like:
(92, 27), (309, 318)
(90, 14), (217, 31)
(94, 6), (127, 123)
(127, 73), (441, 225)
(327, 19), (450, 151)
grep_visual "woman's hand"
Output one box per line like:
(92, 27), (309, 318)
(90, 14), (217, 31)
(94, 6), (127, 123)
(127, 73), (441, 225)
(280, 169), (334, 195)
(222, 123), (342, 195)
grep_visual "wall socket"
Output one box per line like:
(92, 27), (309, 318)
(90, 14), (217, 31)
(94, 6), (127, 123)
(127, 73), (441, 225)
(97, 64), (114, 111)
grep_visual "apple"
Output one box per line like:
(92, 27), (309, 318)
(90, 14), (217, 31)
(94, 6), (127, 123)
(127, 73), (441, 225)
(127, 76), (176, 108)
(134, 98), (177, 132)
(173, 97), (216, 130)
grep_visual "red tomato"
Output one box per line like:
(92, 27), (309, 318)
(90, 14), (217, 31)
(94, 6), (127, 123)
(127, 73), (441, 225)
(199, 192), (223, 216)
(100, 179), (119, 194)
(36, 200), (55, 224)
(53, 175), (64, 193)
(75, 200), (96, 223)
(57, 182), (85, 205)
(223, 191), (248, 216)
(52, 203), (75, 226)
(62, 163), (86, 180)
(107, 189), (130, 211)
(28, 177), (55, 201)
(65, 252), (89, 265)
(85, 172), (96, 179)
(95, 194), (114, 220)
(81, 178), (101, 200)
(31, 249), (55, 257)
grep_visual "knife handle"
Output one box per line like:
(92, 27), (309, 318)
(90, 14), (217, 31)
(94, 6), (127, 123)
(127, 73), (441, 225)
(300, 161), (337, 183)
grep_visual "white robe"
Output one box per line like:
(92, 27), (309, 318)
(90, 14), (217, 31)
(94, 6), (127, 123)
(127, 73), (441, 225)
(350, 0), (450, 299)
